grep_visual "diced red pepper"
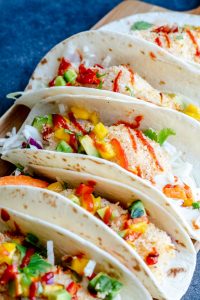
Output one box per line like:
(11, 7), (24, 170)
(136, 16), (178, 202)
(153, 25), (178, 34)
(103, 207), (112, 225)
(58, 58), (71, 76)
(41, 272), (54, 283)
(145, 248), (159, 265)
(76, 64), (100, 85)
(0, 265), (17, 284)
(29, 281), (38, 300)
(49, 77), (56, 87)
(42, 125), (53, 141)
(69, 133), (78, 152)
(20, 248), (35, 268)
(52, 114), (69, 130)
(75, 183), (94, 196)
(81, 193), (94, 213)
(110, 138), (129, 169)
(93, 64), (104, 69)
(66, 281), (80, 296)
(155, 37), (162, 47)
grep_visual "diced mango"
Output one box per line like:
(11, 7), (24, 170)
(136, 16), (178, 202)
(184, 104), (200, 121)
(129, 222), (148, 234)
(43, 284), (63, 296)
(96, 141), (115, 160)
(47, 182), (64, 193)
(93, 122), (108, 140)
(163, 184), (194, 207)
(71, 257), (89, 275)
(89, 112), (99, 125)
(0, 243), (16, 264)
(54, 128), (70, 142)
(93, 196), (102, 212)
(71, 106), (90, 120)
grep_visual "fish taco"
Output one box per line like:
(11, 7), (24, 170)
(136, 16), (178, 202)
(0, 167), (196, 299)
(2, 95), (200, 244)
(0, 207), (150, 299)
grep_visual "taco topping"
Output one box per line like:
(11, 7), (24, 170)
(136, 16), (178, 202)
(12, 105), (200, 210)
(48, 59), (180, 110)
(131, 22), (200, 64)
(0, 231), (122, 299)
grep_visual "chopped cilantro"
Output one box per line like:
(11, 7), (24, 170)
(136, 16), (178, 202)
(192, 202), (200, 209)
(25, 233), (46, 256)
(125, 85), (134, 97)
(96, 72), (106, 78)
(131, 21), (153, 31)
(144, 128), (176, 145)
(23, 253), (51, 277)
(97, 80), (103, 89)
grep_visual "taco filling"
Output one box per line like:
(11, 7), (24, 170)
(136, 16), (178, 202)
(0, 229), (123, 299)
(48, 58), (181, 110)
(130, 22), (200, 65)
(0, 175), (176, 281)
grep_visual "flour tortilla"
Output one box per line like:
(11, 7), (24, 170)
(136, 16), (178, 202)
(100, 12), (200, 68)
(24, 30), (200, 108)
(2, 94), (200, 243)
(0, 167), (196, 300)
(0, 207), (151, 300)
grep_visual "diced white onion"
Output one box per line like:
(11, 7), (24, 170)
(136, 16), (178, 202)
(84, 260), (96, 277)
(22, 125), (42, 143)
(58, 103), (66, 114)
(47, 240), (55, 265)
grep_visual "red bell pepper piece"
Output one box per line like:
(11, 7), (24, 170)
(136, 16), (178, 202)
(68, 112), (87, 134)
(52, 114), (69, 130)
(110, 138), (129, 169)
(75, 183), (94, 196)
(58, 58), (71, 76)
(41, 272), (54, 283)
(66, 281), (80, 296)
(20, 248), (35, 268)
(49, 77), (56, 87)
(0, 264), (17, 284)
(145, 248), (159, 265)
(103, 207), (112, 225)
(76, 64), (100, 85)
(29, 281), (38, 300)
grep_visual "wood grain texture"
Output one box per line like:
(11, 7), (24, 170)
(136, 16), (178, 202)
(93, 0), (200, 29)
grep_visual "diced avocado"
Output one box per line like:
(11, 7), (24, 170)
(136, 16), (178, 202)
(8, 274), (23, 298)
(56, 141), (73, 153)
(88, 272), (122, 299)
(79, 135), (100, 157)
(32, 114), (53, 132)
(97, 206), (108, 220)
(68, 194), (80, 205)
(64, 69), (77, 84)
(128, 200), (146, 219)
(55, 76), (66, 86)
(47, 289), (72, 300)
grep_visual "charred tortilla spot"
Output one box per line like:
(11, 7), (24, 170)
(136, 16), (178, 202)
(41, 58), (48, 65)
(26, 84), (32, 90)
(109, 48), (113, 52)
(175, 240), (186, 248)
(192, 220), (200, 230)
(165, 202), (170, 206)
(167, 267), (186, 277)
(159, 80), (166, 85)
(57, 57), (61, 62)
(72, 207), (77, 213)
(133, 264), (141, 272)
(129, 43), (133, 48)
(23, 204), (28, 209)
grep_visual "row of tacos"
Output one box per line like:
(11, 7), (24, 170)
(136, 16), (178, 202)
(1, 14), (200, 299)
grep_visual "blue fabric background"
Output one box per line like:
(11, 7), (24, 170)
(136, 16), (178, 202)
(0, 1), (200, 299)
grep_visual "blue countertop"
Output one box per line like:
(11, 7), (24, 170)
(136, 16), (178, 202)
(0, 1), (200, 299)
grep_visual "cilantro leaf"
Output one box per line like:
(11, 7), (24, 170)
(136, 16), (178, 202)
(144, 128), (175, 145)
(131, 21), (153, 31)
(144, 129), (158, 142)
(97, 80), (103, 89)
(157, 128), (176, 145)
(16, 244), (26, 262)
(125, 86), (134, 97)
(25, 233), (46, 256)
(96, 72), (106, 78)
(23, 253), (51, 277)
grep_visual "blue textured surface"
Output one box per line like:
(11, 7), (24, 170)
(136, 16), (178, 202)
(0, 1), (200, 299)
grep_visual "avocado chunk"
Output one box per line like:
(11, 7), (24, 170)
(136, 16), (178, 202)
(56, 141), (73, 153)
(128, 200), (146, 219)
(88, 272), (123, 300)
(47, 289), (72, 300)
(79, 135), (100, 157)
(32, 114), (53, 132)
